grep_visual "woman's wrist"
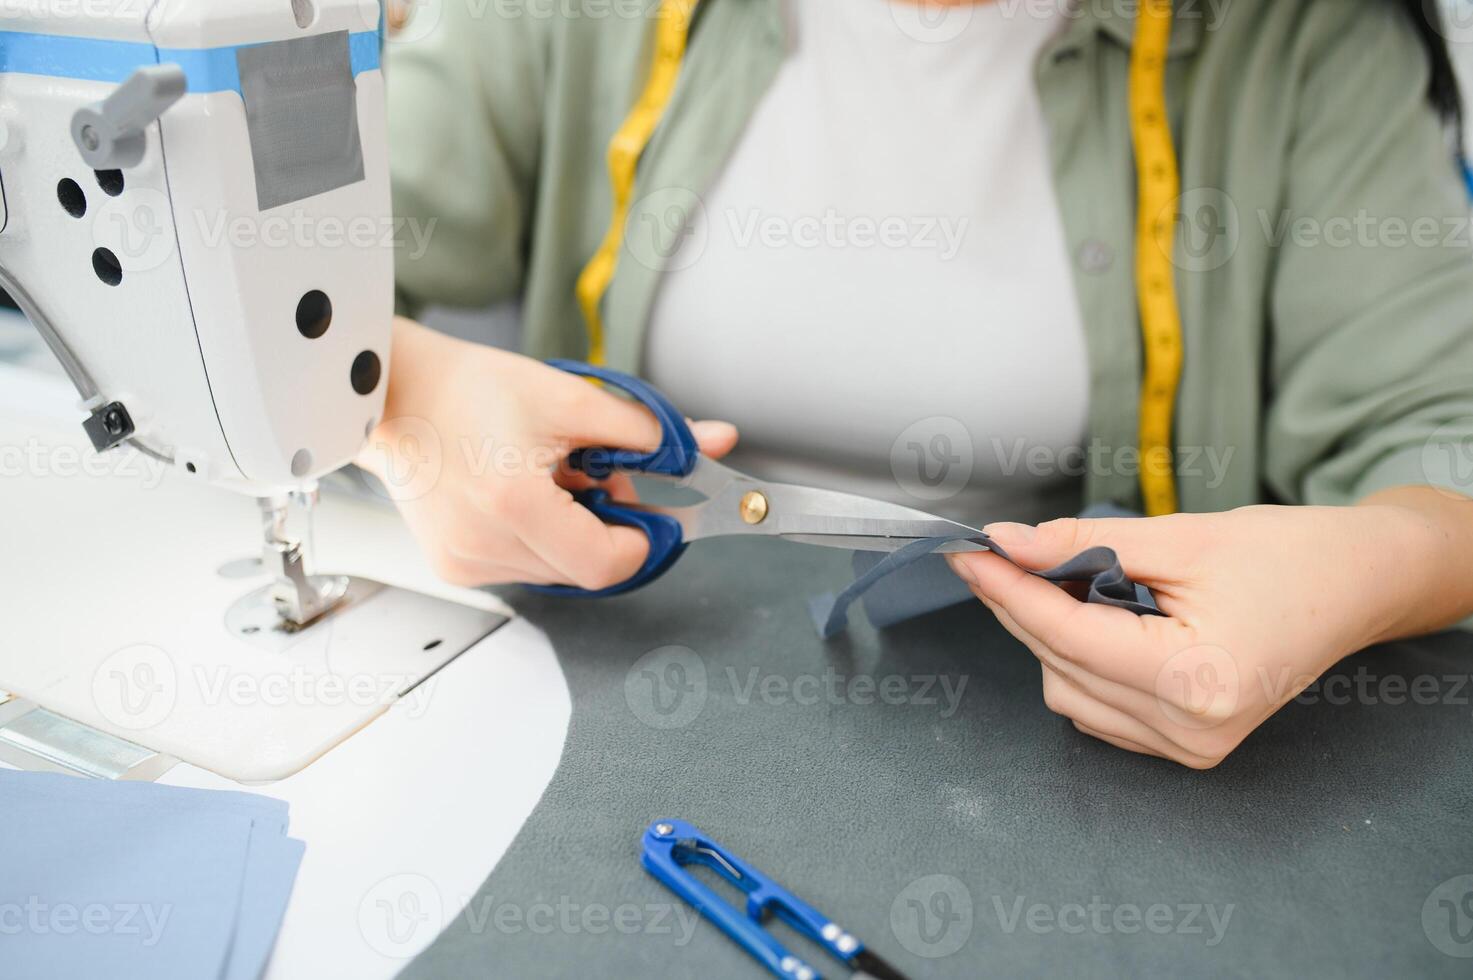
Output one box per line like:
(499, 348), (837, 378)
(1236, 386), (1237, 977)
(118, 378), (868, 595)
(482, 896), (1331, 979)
(359, 317), (458, 477)
(380, 316), (436, 422)
(380, 316), (479, 426)
(1354, 487), (1473, 645)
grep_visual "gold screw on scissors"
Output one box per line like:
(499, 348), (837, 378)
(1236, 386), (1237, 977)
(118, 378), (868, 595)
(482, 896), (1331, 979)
(739, 491), (769, 525)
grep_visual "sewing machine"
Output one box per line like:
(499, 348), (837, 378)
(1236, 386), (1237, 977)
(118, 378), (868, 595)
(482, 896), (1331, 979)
(0, 0), (512, 781)
(0, 7), (574, 975)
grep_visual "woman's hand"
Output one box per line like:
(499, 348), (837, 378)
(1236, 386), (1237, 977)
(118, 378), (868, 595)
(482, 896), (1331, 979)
(946, 495), (1473, 768)
(357, 317), (738, 589)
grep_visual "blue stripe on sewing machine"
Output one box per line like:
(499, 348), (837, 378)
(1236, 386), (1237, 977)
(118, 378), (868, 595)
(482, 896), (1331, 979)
(0, 28), (380, 93)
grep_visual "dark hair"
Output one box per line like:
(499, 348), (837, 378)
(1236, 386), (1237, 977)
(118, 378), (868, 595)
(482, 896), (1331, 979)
(1403, 1), (1464, 133)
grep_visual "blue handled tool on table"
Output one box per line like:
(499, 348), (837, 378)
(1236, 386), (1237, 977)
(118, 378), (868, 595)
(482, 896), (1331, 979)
(531, 360), (1160, 619)
(642, 819), (911, 980)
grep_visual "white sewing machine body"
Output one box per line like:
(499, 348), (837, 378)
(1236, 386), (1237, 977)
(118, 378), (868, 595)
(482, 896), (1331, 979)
(0, 0), (392, 494)
(0, 5), (571, 976)
(0, 0), (512, 782)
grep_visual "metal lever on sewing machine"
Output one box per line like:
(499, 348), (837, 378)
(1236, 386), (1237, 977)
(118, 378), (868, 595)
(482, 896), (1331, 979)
(71, 64), (186, 169)
(259, 493), (348, 630)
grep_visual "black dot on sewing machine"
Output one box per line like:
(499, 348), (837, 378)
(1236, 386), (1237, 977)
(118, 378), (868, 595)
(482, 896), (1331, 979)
(295, 290), (332, 338)
(350, 350), (381, 395)
(95, 169), (124, 196)
(57, 178), (86, 218)
(92, 247), (122, 286)
(291, 449), (313, 477)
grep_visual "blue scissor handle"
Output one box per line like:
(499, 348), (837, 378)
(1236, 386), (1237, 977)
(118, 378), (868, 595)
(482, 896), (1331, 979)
(642, 818), (862, 980)
(528, 489), (688, 598)
(527, 360), (697, 598)
(546, 359), (699, 479)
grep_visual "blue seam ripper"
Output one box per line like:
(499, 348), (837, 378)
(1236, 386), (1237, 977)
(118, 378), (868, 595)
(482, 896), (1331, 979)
(641, 818), (912, 980)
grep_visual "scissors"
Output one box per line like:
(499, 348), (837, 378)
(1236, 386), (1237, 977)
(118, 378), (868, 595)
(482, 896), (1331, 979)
(642, 818), (911, 980)
(533, 359), (1157, 615)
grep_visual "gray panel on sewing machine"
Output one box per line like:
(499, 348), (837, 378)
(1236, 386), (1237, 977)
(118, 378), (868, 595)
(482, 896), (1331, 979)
(237, 30), (365, 212)
(402, 536), (1473, 978)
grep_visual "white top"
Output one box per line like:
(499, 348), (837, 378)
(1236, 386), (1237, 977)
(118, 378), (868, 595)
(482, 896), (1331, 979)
(645, 0), (1090, 524)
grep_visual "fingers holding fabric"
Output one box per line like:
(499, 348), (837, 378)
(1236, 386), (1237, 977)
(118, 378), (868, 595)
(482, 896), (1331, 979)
(949, 550), (1193, 693)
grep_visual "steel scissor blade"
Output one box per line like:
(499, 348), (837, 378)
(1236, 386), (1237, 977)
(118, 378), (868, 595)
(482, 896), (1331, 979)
(774, 508), (990, 553)
(780, 530), (992, 554)
(634, 467), (993, 552)
(759, 482), (988, 551)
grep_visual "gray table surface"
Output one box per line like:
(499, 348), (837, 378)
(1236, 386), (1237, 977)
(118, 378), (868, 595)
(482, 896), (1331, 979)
(400, 536), (1473, 979)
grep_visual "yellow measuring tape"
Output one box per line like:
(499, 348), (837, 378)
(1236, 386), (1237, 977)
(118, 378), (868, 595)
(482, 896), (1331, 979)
(1128, 0), (1183, 516)
(575, 0), (699, 366)
(581, 0), (1184, 512)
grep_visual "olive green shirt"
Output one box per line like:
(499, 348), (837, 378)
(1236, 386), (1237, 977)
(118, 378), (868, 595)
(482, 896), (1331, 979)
(387, 0), (1473, 513)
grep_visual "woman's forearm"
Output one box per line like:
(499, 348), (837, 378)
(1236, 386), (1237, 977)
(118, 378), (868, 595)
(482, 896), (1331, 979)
(1358, 485), (1473, 643)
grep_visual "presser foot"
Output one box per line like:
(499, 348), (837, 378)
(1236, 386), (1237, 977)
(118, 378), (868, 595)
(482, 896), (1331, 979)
(224, 572), (503, 662)
(263, 542), (349, 632)
(259, 492), (348, 630)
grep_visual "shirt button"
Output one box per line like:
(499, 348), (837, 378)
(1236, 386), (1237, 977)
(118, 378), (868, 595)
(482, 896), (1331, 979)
(1077, 239), (1114, 275)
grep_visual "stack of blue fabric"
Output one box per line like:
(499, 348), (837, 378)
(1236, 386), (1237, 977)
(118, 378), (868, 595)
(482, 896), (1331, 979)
(0, 769), (305, 980)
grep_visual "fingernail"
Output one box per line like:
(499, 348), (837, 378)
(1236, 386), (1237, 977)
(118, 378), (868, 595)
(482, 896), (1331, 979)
(690, 419), (738, 442)
(946, 554), (977, 586)
(982, 522), (1036, 546)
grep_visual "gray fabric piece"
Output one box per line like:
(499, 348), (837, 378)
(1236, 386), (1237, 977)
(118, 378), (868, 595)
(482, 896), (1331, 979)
(845, 502), (1157, 634)
(810, 533), (1159, 640)
(808, 535), (980, 639)
(848, 545), (977, 630)
(400, 537), (1473, 979)
(237, 31), (365, 211)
